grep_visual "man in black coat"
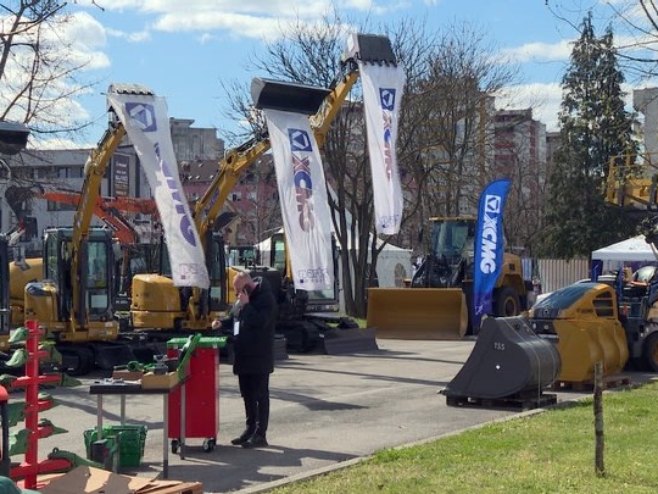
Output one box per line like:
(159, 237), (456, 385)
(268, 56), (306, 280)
(215, 271), (277, 448)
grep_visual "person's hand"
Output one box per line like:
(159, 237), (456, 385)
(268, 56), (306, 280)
(237, 288), (250, 305)
(211, 319), (222, 330)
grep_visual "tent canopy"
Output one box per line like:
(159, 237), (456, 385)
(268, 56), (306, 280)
(591, 235), (658, 262)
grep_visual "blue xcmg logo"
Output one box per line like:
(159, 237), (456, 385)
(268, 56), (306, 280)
(125, 102), (157, 132)
(289, 129), (313, 152)
(485, 195), (502, 214)
(379, 88), (396, 111)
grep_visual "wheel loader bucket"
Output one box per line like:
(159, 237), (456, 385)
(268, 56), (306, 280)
(443, 316), (561, 401)
(367, 288), (467, 340)
(251, 78), (331, 115)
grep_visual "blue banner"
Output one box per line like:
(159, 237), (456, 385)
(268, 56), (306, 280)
(472, 178), (511, 333)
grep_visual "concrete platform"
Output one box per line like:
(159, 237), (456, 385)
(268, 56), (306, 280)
(31, 339), (643, 493)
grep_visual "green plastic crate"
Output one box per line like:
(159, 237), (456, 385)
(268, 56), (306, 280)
(83, 424), (147, 468)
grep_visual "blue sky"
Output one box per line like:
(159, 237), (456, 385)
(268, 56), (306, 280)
(11, 0), (653, 148)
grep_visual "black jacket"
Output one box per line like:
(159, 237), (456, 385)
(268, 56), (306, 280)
(232, 277), (278, 375)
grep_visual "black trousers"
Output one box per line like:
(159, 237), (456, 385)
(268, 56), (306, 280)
(238, 373), (270, 437)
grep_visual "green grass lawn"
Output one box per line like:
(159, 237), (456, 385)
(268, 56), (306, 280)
(272, 381), (658, 494)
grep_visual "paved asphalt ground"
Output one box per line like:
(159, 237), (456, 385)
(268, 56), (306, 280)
(32, 338), (645, 493)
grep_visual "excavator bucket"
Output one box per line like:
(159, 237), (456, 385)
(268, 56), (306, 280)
(367, 288), (468, 340)
(251, 78), (331, 115)
(529, 281), (629, 384)
(547, 319), (628, 383)
(443, 316), (561, 402)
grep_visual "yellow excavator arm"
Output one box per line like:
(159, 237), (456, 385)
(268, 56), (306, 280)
(196, 34), (397, 241)
(69, 125), (126, 331)
(605, 153), (658, 210)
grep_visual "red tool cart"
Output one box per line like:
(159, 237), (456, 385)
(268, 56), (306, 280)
(167, 336), (224, 453)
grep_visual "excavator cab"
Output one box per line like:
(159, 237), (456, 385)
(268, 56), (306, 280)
(131, 229), (227, 331)
(267, 231), (340, 310)
(30, 227), (116, 333)
(412, 217), (475, 288)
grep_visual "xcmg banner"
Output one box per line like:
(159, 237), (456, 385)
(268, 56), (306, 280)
(359, 62), (406, 235)
(472, 178), (511, 333)
(107, 92), (210, 289)
(263, 109), (334, 292)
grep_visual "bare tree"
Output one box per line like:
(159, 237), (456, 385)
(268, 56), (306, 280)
(0, 1), (95, 136)
(222, 14), (517, 317)
(493, 111), (547, 255)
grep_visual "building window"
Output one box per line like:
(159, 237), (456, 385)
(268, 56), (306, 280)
(47, 201), (76, 212)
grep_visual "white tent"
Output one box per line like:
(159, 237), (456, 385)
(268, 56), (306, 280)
(591, 235), (658, 262)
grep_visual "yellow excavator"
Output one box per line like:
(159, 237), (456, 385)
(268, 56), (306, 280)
(129, 33), (396, 354)
(8, 256), (41, 328)
(19, 84), (165, 375)
(367, 215), (531, 340)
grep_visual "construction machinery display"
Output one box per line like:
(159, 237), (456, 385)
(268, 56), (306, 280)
(128, 33), (396, 354)
(17, 84), (162, 375)
(442, 316), (560, 407)
(522, 151), (658, 382)
(367, 215), (532, 340)
(0, 34), (398, 375)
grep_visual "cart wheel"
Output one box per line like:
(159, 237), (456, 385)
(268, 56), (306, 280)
(202, 438), (215, 452)
(171, 439), (179, 454)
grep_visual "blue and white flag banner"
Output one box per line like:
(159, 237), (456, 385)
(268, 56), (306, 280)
(472, 178), (511, 332)
(107, 92), (210, 289)
(359, 62), (406, 235)
(263, 109), (334, 291)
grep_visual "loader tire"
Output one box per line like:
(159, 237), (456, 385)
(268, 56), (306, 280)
(494, 286), (520, 317)
(642, 332), (658, 372)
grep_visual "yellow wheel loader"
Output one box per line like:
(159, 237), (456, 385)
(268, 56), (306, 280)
(367, 216), (532, 340)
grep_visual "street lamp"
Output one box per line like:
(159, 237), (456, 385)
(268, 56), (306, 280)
(0, 121), (29, 155)
(0, 121), (30, 233)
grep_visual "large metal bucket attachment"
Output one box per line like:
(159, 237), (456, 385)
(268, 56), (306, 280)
(443, 317), (561, 400)
(551, 319), (629, 383)
(343, 33), (397, 64)
(251, 78), (331, 115)
(367, 288), (467, 340)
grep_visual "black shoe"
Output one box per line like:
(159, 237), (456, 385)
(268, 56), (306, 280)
(231, 430), (254, 446)
(242, 434), (268, 449)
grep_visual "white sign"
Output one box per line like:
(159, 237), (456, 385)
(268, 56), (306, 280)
(263, 109), (334, 291)
(107, 92), (210, 289)
(359, 62), (406, 235)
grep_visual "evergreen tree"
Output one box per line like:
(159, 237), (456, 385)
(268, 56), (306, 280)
(542, 12), (638, 258)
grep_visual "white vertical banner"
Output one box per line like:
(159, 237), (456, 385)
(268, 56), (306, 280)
(263, 109), (334, 291)
(108, 92), (210, 289)
(359, 63), (406, 235)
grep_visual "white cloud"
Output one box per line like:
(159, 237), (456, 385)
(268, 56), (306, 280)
(495, 81), (654, 134)
(496, 82), (563, 132)
(502, 40), (573, 63)
(106, 27), (151, 43)
(154, 11), (285, 40)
